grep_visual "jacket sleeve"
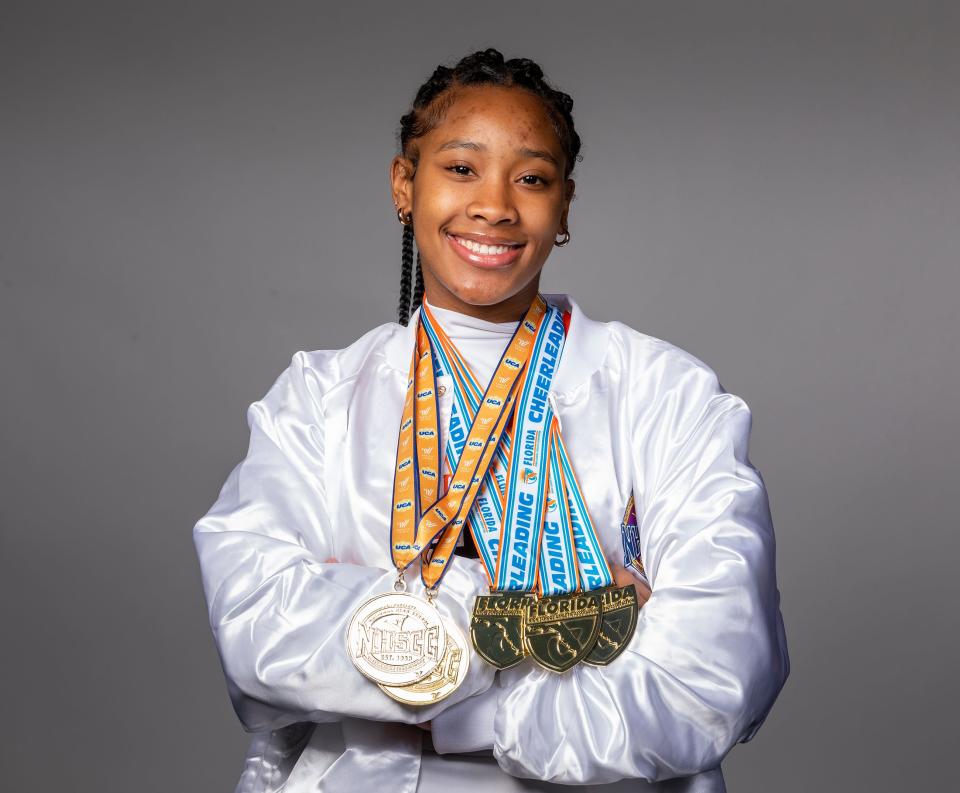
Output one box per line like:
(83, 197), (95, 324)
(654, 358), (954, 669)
(432, 367), (790, 784)
(193, 352), (494, 733)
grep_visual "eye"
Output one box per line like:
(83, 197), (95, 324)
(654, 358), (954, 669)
(446, 164), (474, 177)
(519, 174), (550, 187)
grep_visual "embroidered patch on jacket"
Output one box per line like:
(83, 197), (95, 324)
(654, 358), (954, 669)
(620, 492), (645, 576)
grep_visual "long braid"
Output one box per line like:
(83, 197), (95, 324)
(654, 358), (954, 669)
(412, 253), (424, 315)
(398, 222), (414, 325)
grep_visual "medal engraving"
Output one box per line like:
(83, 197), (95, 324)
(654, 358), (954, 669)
(347, 592), (447, 686)
(524, 592), (602, 673)
(471, 592), (529, 669)
(583, 584), (639, 667)
(380, 619), (469, 705)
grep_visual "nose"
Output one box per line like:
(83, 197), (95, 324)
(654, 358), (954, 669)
(467, 178), (519, 225)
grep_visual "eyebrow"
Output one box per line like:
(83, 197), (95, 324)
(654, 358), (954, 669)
(435, 139), (560, 168)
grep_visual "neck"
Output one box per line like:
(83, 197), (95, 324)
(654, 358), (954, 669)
(422, 275), (541, 323)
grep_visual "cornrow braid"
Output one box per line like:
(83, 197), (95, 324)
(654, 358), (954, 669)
(398, 221), (414, 325)
(394, 48), (582, 324)
(399, 48), (581, 179)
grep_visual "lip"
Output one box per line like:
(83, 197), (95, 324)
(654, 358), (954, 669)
(445, 232), (526, 268)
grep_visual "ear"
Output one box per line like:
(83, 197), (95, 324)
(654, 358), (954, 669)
(560, 178), (576, 229)
(390, 155), (416, 214)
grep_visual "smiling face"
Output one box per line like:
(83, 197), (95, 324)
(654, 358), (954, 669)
(391, 85), (575, 321)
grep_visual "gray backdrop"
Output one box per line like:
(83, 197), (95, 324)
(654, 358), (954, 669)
(2, 1), (957, 791)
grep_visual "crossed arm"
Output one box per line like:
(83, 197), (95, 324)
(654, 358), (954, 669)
(194, 356), (788, 785)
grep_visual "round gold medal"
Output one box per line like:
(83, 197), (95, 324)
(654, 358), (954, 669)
(379, 617), (469, 705)
(346, 591), (447, 686)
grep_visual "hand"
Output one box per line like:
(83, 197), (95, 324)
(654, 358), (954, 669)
(610, 561), (652, 607)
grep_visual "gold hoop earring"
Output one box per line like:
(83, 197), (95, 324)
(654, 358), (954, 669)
(554, 228), (571, 247)
(397, 208), (412, 225)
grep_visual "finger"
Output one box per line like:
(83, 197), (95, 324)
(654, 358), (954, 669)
(610, 562), (636, 588)
(634, 578), (652, 606)
(610, 562), (653, 606)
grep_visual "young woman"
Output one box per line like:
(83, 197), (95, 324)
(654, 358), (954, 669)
(194, 49), (789, 793)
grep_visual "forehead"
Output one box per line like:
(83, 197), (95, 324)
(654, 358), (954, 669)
(425, 85), (561, 155)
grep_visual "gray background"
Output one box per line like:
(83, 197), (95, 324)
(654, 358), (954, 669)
(2, 1), (957, 790)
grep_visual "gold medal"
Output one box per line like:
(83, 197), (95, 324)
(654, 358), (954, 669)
(583, 584), (639, 667)
(524, 591), (603, 673)
(346, 590), (447, 686)
(470, 592), (530, 669)
(379, 617), (469, 705)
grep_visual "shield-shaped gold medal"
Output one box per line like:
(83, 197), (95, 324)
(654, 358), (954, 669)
(470, 592), (528, 669)
(583, 584), (639, 666)
(524, 592), (602, 673)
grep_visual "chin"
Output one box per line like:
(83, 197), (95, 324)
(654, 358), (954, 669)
(450, 282), (528, 307)
(445, 268), (541, 307)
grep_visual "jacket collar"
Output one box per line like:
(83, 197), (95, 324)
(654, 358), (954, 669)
(380, 293), (610, 397)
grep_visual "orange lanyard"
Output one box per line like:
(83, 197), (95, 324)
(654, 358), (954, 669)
(390, 296), (548, 589)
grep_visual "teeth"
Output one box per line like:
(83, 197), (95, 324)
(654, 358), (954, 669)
(455, 236), (516, 255)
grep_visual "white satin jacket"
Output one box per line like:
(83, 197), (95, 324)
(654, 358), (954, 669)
(193, 294), (789, 792)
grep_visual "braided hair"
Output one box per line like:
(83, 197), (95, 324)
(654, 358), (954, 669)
(395, 48), (582, 325)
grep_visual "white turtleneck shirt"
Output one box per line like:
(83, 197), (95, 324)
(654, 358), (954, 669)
(424, 299), (519, 384)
